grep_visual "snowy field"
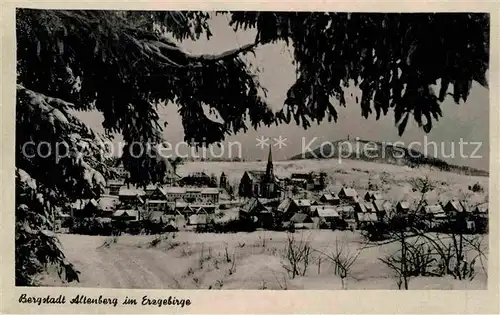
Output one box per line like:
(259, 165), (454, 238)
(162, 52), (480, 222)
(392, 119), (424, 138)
(41, 231), (488, 290)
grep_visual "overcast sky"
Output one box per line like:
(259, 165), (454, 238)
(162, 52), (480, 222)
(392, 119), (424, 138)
(75, 13), (490, 171)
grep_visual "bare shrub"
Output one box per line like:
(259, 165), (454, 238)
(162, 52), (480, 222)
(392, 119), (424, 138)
(379, 237), (435, 289)
(281, 232), (312, 279)
(224, 242), (231, 262)
(180, 247), (193, 257)
(372, 176), (435, 289)
(192, 277), (199, 286)
(273, 272), (288, 290)
(466, 234), (488, 277)
(149, 232), (176, 248)
(419, 232), (484, 280)
(98, 235), (119, 249)
(166, 242), (180, 250)
(228, 252), (237, 275)
(199, 243), (205, 269)
(215, 277), (224, 289)
(260, 278), (267, 290)
(318, 238), (364, 289)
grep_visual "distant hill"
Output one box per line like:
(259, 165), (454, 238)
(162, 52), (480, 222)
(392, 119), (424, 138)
(289, 139), (489, 177)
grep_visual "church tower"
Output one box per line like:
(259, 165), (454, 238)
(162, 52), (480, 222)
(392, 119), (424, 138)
(219, 172), (227, 189)
(265, 146), (274, 181)
(263, 146), (276, 198)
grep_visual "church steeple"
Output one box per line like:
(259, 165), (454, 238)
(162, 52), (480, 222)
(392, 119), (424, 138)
(265, 146), (274, 181)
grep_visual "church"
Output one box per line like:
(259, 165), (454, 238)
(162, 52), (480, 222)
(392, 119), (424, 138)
(238, 147), (281, 199)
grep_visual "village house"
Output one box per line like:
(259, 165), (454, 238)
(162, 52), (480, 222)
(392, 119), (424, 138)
(355, 212), (378, 228)
(276, 197), (293, 219)
(111, 165), (130, 179)
(289, 173), (314, 190)
(188, 204), (218, 215)
(472, 203), (488, 218)
(288, 172), (327, 191)
(162, 186), (186, 202)
(144, 187), (170, 212)
(443, 200), (468, 215)
(364, 191), (384, 202)
(276, 198), (312, 221)
(106, 179), (125, 196)
(338, 187), (359, 203)
(288, 213), (314, 229)
(239, 197), (274, 229)
(112, 209), (140, 222)
(96, 195), (120, 218)
(171, 200), (217, 216)
(145, 199), (170, 212)
(186, 206), (217, 227)
(118, 186), (146, 207)
(319, 192), (340, 205)
(144, 184), (158, 198)
(336, 205), (356, 220)
(396, 201), (411, 213)
(151, 186), (220, 204)
(419, 204), (446, 219)
(188, 211), (209, 226)
(69, 195), (122, 220)
(200, 187), (220, 203)
(148, 211), (185, 231)
(291, 199), (312, 213)
(69, 198), (99, 219)
(238, 147), (281, 199)
(310, 205), (341, 228)
(418, 204), (447, 229)
(354, 201), (376, 213)
(471, 203), (488, 233)
(179, 172), (217, 187)
(442, 200), (472, 230)
(372, 199), (392, 219)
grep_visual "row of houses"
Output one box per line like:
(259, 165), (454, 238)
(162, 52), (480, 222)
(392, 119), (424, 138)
(105, 181), (220, 206)
(238, 187), (489, 232)
(286, 172), (328, 191)
(63, 193), (220, 230)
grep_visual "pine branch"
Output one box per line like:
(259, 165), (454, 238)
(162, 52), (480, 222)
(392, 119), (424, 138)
(137, 38), (260, 67)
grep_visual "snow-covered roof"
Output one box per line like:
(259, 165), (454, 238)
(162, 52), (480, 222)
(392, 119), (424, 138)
(201, 187), (219, 194)
(423, 204), (444, 215)
(372, 200), (390, 212)
(277, 198), (292, 212)
(321, 193), (339, 201)
(162, 186), (186, 194)
(311, 205), (340, 217)
(446, 200), (467, 212)
(340, 187), (358, 197)
(188, 214), (208, 225)
(356, 201), (375, 213)
(292, 199), (311, 207)
(289, 213), (312, 223)
(397, 201), (411, 210)
(98, 195), (119, 211)
(119, 186), (145, 196)
(357, 212), (378, 222)
(475, 203), (488, 213)
(113, 210), (139, 219)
